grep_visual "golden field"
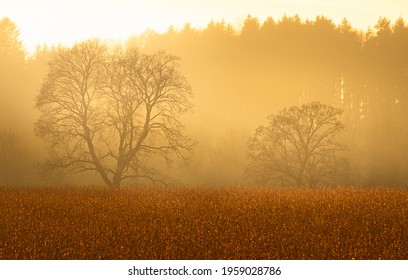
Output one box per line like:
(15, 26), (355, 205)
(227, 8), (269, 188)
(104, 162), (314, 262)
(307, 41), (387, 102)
(0, 186), (407, 259)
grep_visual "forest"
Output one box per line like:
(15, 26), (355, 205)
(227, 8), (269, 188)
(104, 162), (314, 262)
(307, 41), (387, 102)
(1, 15), (408, 187)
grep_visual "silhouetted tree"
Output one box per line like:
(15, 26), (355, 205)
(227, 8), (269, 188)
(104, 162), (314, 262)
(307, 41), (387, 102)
(241, 15), (260, 37)
(247, 102), (346, 186)
(0, 17), (30, 129)
(35, 40), (193, 187)
(0, 17), (25, 60)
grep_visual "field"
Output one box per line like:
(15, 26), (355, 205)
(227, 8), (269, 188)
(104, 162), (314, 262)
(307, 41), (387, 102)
(0, 186), (407, 259)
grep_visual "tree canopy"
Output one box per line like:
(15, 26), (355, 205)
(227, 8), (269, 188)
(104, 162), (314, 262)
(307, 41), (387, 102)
(248, 102), (345, 187)
(0, 17), (25, 60)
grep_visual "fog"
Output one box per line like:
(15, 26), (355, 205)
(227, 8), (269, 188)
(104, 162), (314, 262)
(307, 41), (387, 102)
(1, 15), (408, 187)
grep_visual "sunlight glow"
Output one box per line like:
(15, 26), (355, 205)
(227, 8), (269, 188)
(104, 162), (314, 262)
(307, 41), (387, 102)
(1, 0), (407, 53)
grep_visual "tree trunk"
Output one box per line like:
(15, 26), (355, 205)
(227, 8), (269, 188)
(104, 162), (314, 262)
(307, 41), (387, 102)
(112, 172), (122, 188)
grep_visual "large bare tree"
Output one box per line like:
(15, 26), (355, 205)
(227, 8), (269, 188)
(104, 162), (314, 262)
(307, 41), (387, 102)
(35, 40), (193, 187)
(247, 102), (346, 187)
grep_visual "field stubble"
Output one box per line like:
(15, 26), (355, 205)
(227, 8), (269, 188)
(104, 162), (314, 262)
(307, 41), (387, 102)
(0, 185), (407, 259)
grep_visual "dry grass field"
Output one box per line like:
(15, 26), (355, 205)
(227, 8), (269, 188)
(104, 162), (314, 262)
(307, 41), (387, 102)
(0, 186), (407, 259)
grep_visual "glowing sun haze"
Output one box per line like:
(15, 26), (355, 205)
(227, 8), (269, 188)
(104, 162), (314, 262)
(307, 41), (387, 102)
(1, 0), (407, 53)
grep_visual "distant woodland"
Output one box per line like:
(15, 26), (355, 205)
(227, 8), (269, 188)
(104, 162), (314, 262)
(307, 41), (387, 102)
(1, 15), (408, 187)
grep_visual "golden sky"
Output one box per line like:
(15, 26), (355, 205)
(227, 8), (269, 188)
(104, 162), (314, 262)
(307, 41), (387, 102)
(1, 0), (407, 53)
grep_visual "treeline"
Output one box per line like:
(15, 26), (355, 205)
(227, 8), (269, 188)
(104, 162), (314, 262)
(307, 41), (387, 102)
(1, 15), (408, 186)
(136, 15), (408, 186)
(0, 17), (56, 185)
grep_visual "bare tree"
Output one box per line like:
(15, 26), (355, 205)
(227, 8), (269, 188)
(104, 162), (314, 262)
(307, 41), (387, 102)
(247, 102), (346, 186)
(35, 40), (193, 187)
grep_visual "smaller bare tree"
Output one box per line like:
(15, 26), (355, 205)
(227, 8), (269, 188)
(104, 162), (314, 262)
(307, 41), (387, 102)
(247, 102), (346, 186)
